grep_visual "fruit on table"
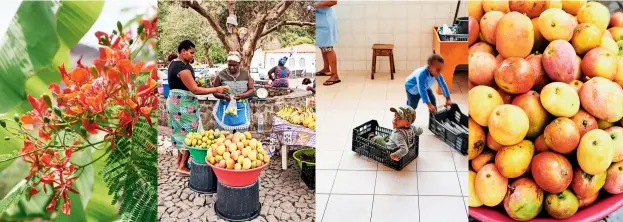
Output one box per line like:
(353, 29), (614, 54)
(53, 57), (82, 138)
(577, 129), (614, 175)
(468, 52), (497, 86)
(606, 126), (623, 162)
(496, 12), (534, 58)
(468, 17), (480, 46)
(531, 152), (573, 193)
(581, 47), (617, 80)
(471, 150), (495, 172)
(475, 163), (508, 207)
(512, 91), (552, 139)
(203, 130), (269, 170)
(495, 57), (536, 94)
(468, 118), (485, 160)
(579, 77), (623, 122)
(469, 86), (504, 126)
(578, 192), (599, 208)
(480, 11), (505, 45)
(539, 9), (575, 42)
(541, 40), (578, 83)
(468, 171), (483, 207)
(534, 134), (549, 153)
(604, 161), (623, 194)
(495, 140), (535, 178)
(543, 117), (580, 154)
(483, 0), (509, 13)
(486, 131), (503, 151)
(544, 189), (579, 219)
(577, 2), (610, 33)
(571, 23), (602, 55)
(503, 177), (544, 221)
(277, 105), (316, 130)
(488, 104), (529, 145)
(526, 53), (550, 91)
(540, 82), (580, 117)
(509, 0), (547, 18)
(570, 167), (606, 199)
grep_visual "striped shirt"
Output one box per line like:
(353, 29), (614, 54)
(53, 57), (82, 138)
(387, 125), (424, 158)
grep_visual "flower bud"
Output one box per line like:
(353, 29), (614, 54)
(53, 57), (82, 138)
(42, 94), (53, 108)
(43, 116), (50, 123)
(53, 107), (62, 117)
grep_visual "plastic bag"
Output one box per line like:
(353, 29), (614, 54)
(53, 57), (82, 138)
(224, 97), (238, 116)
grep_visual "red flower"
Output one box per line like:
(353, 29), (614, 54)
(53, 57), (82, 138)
(139, 17), (158, 39)
(82, 119), (99, 135)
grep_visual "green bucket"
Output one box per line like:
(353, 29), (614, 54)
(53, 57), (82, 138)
(187, 146), (208, 164)
(293, 148), (316, 168)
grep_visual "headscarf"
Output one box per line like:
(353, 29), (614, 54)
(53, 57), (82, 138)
(227, 51), (241, 63)
(278, 56), (288, 66)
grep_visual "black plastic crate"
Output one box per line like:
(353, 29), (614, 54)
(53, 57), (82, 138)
(352, 120), (419, 171)
(428, 104), (468, 155)
(301, 162), (315, 191)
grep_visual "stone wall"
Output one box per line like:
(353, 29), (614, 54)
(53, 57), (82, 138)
(158, 89), (311, 134)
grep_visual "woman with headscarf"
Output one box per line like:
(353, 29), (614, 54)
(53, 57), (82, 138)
(314, 1), (341, 86)
(167, 40), (229, 175)
(212, 51), (255, 132)
(267, 56), (291, 88)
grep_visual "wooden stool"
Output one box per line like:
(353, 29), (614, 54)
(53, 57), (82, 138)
(371, 44), (395, 80)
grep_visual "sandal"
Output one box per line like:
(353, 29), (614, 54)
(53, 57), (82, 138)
(315, 71), (330, 76)
(323, 79), (341, 86)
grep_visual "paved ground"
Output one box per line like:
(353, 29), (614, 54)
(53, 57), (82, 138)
(157, 127), (315, 222)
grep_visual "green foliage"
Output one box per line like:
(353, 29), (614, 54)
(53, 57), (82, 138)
(100, 116), (157, 222)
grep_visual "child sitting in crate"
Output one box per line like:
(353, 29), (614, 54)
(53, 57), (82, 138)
(388, 106), (423, 161)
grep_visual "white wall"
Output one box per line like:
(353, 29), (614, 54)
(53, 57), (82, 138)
(266, 52), (316, 73)
(315, 0), (467, 72)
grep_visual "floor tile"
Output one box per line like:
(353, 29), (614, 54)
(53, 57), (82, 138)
(371, 195), (419, 222)
(419, 196), (467, 221)
(322, 195), (374, 222)
(464, 197), (468, 213)
(338, 150), (379, 171)
(316, 170), (337, 194)
(331, 170), (377, 194)
(458, 171), (468, 197)
(453, 151), (469, 171)
(316, 150), (344, 170)
(417, 151), (456, 171)
(417, 172), (462, 196)
(316, 194), (330, 222)
(374, 170), (418, 195)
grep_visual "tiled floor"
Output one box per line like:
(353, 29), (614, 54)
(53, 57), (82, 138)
(315, 70), (469, 222)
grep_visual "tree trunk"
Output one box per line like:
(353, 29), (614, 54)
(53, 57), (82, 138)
(204, 43), (214, 67)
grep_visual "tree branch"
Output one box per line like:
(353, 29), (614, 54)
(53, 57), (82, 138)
(261, 21), (315, 38)
(180, 0), (231, 51)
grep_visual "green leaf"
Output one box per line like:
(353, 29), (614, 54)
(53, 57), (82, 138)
(56, 1), (104, 48)
(0, 180), (27, 217)
(71, 146), (96, 210)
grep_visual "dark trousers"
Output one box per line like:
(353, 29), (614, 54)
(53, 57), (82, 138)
(407, 89), (436, 109)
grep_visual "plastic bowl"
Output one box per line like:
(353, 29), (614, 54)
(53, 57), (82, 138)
(293, 148), (316, 168)
(469, 192), (623, 222)
(208, 162), (268, 187)
(187, 146), (208, 164)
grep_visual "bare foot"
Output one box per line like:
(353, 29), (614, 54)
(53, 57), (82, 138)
(177, 168), (190, 176)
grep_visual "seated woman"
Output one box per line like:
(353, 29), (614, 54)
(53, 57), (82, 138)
(302, 78), (315, 93)
(212, 51), (255, 132)
(268, 56), (290, 88)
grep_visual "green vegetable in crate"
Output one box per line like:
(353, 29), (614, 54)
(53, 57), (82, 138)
(371, 135), (389, 145)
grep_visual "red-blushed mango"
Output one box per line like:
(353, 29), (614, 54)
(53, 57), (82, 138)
(544, 189), (579, 219)
(468, 52), (497, 86)
(571, 165), (607, 199)
(542, 40), (579, 83)
(581, 47), (617, 80)
(512, 91), (552, 138)
(526, 53), (551, 91)
(483, 0), (510, 13)
(532, 17), (548, 52)
(495, 86), (513, 104)
(495, 57), (536, 94)
(574, 55), (583, 80)
(469, 42), (496, 55)
(571, 23), (603, 55)
(540, 82), (580, 117)
(577, 129), (615, 175)
(496, 12), (534, 58)
(495, 54), (504, 67)
(609, 27), (623, 41)
(480, 11), (505, 46)
(579, 192), (599, 208)
(601, 35), (619, 54)
(544, 117), (581, 154)
(577, 2), (611, 33)
(579, 77), (623, 122)
(472, 150), (495, 172)
(562, 0), (587, 16)
(571, 109), (598, 137)
(468, 81), (476, 91)
(469, 86), (504, 126)
(604, 161), (623, 194)
(488, 104), (530, 145)
(503, 177), (544, 221)
(469, 171), (483, 207)
(487, 131), (504, 151)
(496, 140), (535, 178)
(534, 134), (550, 153)
(615, 56), (623, 87)
(510, 0), (547, 18)
(469, 118), (486, 160)
(539, 8), (576, 41)
(468, 17), (480, 46)
(531, 151), (573, 193)
(475, 163), (509, 207)
(469, 0), (485, 21)
(569, 80), (583, 92)
(611, 11), (623, 28)
(606, 126), (623, 162)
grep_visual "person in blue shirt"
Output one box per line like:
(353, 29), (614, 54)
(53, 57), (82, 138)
(405, 54), (452, 112)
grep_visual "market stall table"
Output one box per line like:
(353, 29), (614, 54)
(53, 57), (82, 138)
(270, 116), (316, 169)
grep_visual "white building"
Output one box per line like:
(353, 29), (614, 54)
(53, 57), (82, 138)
(253, 44), (316, 75)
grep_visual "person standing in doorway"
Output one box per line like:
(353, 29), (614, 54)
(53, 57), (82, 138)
(313, 0), (341, 86)
(405, 54), (453, 113)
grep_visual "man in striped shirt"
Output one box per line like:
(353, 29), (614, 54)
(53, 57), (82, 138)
(405, 54), (453, 112)
(388, 106), (423, 161)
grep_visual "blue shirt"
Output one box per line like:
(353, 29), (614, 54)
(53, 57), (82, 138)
(405, 66), (451, 103)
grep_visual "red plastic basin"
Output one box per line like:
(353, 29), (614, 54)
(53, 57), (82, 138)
(469, 193), (623, 222)
(208, 163), (267, 187)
